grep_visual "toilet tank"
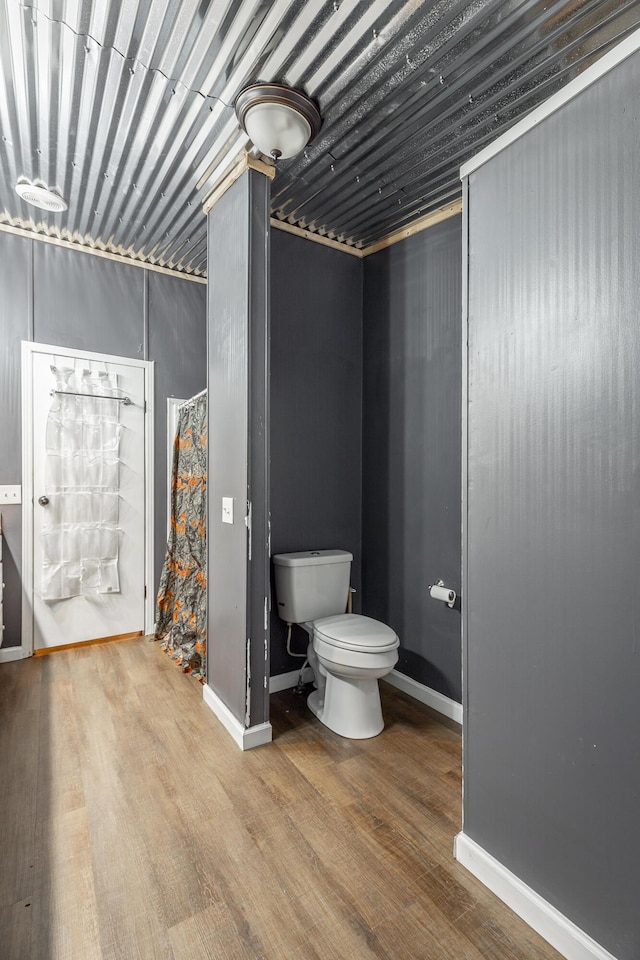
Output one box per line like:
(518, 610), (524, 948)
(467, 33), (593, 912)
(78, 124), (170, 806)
(273, 550), (352, 623)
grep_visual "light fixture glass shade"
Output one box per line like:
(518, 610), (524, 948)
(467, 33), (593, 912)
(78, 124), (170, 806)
(243, 102), (312, 160)
(235, 83), (321, 161)
(15, 182), (67, 212)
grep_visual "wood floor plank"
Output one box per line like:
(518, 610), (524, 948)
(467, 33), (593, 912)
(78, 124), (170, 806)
(371, 901), (490, 960)
(70, 647), (176, 960)
(453, 903), (557, 960)
(35, 656), (85, 823)
(0, 637), (565, 960)
(0, 897), (34, 960)
(266, 886), (368, 958)
(168, 902), (269, 960)
(0, 659), (42, 908)
(29, 807), (102, 960)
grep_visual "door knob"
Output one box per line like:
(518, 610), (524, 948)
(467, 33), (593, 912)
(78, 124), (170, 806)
(38, 495), (49, 506)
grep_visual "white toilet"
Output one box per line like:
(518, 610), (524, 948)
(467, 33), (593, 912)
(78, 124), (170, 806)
(273, 550), (399, 739)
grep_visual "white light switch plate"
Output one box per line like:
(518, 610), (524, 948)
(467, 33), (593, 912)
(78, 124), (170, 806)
(0, 485), (21, 505)
(222, 497), (234, 524)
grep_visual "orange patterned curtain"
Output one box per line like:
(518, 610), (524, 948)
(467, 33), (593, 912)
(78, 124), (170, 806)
(155, 393), (207, 679)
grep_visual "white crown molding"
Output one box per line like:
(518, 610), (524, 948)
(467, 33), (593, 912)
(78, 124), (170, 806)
(0, 222), (206, 283)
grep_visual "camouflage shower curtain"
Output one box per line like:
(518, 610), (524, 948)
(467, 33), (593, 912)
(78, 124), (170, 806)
(155, 393), (207, 678)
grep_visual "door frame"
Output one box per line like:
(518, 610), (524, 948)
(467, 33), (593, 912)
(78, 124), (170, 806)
(21, 341), (155, 657)
(166, 397), (185, 537)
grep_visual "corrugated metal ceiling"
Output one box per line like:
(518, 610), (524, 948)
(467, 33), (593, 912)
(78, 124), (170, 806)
(1, 0), (639, 276)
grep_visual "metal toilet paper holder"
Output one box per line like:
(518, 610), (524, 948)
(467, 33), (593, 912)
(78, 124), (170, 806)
(429, 580), (456, 608)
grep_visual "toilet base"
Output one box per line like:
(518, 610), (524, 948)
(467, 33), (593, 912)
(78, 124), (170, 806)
(307, 673), (385, 739)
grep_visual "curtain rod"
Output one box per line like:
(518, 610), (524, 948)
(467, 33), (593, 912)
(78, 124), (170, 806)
(178, 387), (207, 409)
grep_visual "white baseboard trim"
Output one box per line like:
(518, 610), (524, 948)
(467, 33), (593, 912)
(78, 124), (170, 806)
(384, 669), (463, 725)
(269, 666), (314, 693)
(454, 834), (618, 960)
(202, 683), (272, 751)
(0, 646), (26, 663)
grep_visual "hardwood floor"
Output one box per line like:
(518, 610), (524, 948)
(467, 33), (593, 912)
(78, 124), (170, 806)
(0, 638), (563, 960)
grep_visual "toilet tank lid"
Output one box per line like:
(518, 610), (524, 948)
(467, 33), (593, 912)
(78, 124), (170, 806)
(273, 550), (352, 567)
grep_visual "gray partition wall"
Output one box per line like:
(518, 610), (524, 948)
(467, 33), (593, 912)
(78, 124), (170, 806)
(270, 230), (363, 677)
(206, 170), (270, 727)
(0, 232), (206, 648)
(0, 232), (31, 651)
(148, 273), (208, 584)
(362, 217), (462, 702)
(463, 51), (640, 959)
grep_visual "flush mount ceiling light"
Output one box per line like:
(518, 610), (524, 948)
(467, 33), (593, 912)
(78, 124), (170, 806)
(15, 182), (68, 213)
(235, 83), (321, 161)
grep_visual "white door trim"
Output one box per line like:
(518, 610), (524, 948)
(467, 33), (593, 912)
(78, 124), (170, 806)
(21, 342), (34, 658)
(166, 398), (185, 538)
(144, 360), (155, 633)
(21, 341), (155, 657)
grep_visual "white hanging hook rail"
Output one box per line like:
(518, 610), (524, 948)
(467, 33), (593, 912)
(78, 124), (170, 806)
(50, 389), (132, 405)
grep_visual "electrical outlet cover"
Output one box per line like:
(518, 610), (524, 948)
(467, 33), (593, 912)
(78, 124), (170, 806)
(222, 497), (234, 524)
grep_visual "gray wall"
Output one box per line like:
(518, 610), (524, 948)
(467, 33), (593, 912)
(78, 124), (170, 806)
(33, 242), (145, 357)
(0, 232), (31, 650)
(464, 53), (640, 959)
(362, 218), (462, 702)
(270, 231), (363, 676)
(0, 233), (206, 648)
(148, 273), (209, 584)
(207, 170), (270, 725)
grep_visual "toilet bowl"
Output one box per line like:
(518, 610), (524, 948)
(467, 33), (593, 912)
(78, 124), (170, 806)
(302, 614), (399, 739)
(273, 550), (399, 739)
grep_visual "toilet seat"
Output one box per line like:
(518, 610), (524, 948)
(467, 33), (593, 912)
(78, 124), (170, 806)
(307, 614), (400, 738)
(313, 614), (398, 653)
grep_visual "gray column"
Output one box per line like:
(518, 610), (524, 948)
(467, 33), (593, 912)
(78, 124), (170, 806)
(206, 168), (270, 727)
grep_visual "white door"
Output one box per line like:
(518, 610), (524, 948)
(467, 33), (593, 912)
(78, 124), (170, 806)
(26, 345), (149, 651)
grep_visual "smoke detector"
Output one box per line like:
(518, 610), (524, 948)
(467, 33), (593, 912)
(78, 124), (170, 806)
(15, 182), (68, 213)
